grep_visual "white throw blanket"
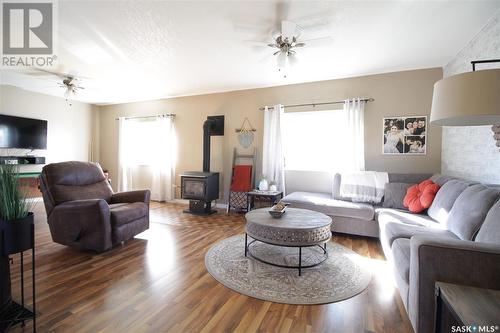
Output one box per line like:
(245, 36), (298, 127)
(339, 171), (389, 204)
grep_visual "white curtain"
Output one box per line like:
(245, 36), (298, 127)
(343, 98), (365, 171)
(117, 116), (175, 201)
(150, 116), (175, 201)
(262, 104), (285, 193)
(117, 117), (133, 192)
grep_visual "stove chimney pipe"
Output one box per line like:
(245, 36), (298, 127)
(203, 119), (214, 172)
(202, 115), (224, 173)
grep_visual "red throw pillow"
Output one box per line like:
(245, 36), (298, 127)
(403, 179), (440, 213)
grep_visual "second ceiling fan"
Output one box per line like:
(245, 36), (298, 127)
(267, 20), (305, 68)
(254, 2), (334, 74)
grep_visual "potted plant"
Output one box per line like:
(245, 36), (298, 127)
(0, 165), (35, 309)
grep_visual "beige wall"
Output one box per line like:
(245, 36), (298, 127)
(0, 85), (99, 173)
(99, 67), (442, 201)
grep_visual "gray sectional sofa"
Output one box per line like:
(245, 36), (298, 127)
(283, 173), (500, 333)
(283, 173), (433, 237)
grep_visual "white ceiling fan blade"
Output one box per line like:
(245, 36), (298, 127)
(25, 65), (93, 83)
(33, 77), (62, 85)
(244, 40), (273, 48)
(300, 36), (333, 48)
(281, 20), (296, 40)
(274, 2), (290, 33)
(26, 67), (65, 79)
(244, 40), (274, 54)
(293, 11), (334, 34)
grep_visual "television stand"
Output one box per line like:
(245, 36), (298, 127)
(0, 156), (45, 165)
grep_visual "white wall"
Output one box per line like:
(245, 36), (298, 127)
(0, 85), (99, 173)
(441, 10), (500, 184)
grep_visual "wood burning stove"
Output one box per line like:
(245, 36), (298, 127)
(181, 172), (219, 214)
(181, 116), (224, 215)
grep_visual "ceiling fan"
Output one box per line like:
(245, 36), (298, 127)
(242, 2), (334, 74)
(58, 76), (84, 101)
(25, 67), (88, 104)
(267, 20), (305, 69)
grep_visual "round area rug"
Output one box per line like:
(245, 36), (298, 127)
(205, 234), (372, 305)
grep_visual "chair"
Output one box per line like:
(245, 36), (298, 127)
(39, 161), (150, 252)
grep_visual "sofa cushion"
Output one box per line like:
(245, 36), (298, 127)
(475, 199), (500, 244)
(51, 181), (114, 205)
(331, 216), (379, 238)
(381, 221), (458, 247)
(427, 179), (474, 225)
(282, 191), (374, 220)
(430, 174), (455, 186)
(376, 208), (441, 229)
(110, 202), (148, 227)
(403, 180), (440, 213)
(383, 183), (414, 210)
(447, 184), (500, 240)
(392, 238), (411, 283)
(43, 161), (107, 186)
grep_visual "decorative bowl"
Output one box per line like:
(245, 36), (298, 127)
(268, 204), (287, 218)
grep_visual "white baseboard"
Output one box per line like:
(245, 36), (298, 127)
(215, 202), (228, 209)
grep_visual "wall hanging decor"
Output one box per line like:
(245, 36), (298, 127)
(235, 117), (257, 148)
(383, 116), (427, 155)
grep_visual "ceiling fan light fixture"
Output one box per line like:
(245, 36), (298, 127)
(64, 89), (71, 99)
(288, 53), (299, 67)
(276, 51), (288, 68)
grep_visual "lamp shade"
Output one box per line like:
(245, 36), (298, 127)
(430, 69), (500, 126)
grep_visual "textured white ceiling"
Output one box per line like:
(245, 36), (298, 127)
(1, 1), (499, 105)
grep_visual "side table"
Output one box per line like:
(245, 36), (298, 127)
(434, 282), (500, 333)
(246, 190), (283, 211)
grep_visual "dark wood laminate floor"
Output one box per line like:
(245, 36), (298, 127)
(8, 202), (413, 333)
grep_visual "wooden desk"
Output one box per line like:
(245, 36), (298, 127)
(435, 282), (500, 333)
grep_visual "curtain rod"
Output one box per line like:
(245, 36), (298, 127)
(115, 113), (175, 120)
(259, 98), (374, 111)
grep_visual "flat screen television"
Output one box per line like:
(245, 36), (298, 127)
(0, 115), (48, 149)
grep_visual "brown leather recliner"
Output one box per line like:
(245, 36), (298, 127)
(39, 161), (150, 252)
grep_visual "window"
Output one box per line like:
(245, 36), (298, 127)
(281, 109), (350, 172)
(121, 118), (165, 166)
